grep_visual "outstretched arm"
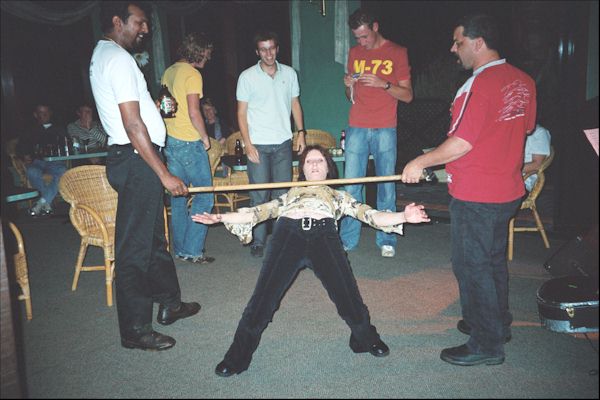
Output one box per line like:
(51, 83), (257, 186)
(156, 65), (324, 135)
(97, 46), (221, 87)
(191, 211), (253, 225)
(371, 203), (430, 226)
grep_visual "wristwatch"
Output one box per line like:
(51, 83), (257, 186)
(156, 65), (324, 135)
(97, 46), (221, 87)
(297, 129), (307, 135)
(384, 82), (392, 90)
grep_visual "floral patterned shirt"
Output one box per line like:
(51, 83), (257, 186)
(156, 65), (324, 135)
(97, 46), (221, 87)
(224, 185), (403, 244)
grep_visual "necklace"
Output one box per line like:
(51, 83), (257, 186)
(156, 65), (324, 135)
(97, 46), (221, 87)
(103, 36), (124, 50)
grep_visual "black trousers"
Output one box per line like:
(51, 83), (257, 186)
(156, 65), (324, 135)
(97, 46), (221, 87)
(223, 217), (381, 373)
(106, 144), (181, 339)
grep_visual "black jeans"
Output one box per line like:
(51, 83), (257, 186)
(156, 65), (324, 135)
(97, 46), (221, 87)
(106, 144), (181, 339)
(450, 197), (521, 356)
(223, 217), (381, 373)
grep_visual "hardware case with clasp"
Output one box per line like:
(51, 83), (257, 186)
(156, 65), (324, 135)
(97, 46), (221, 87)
(536, 275), (599, 334)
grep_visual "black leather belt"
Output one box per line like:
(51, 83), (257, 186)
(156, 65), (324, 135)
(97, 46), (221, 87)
(300, 217), (329, 231)
(111, 143), (162, 152)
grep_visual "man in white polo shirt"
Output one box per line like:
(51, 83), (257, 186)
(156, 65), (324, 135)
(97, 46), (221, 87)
(236, 31), (306, 257)
(90, 2), (200, 352)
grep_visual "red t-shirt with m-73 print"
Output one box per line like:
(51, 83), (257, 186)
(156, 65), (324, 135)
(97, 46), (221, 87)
(347, 40), (411, 128)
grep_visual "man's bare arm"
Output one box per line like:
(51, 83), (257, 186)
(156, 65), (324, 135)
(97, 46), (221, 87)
(187, 93), (210, 150)
(237, 100), (259, 163)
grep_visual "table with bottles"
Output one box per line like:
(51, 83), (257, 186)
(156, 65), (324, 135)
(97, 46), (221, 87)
(220, 150), (347, 172)
(40, 137), (107, 164)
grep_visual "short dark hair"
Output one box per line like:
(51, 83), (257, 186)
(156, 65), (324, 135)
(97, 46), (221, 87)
(177, 32), (213, 64)
(457, 14), (500, 52)
(298, 145), (338, 181)
(253, 31), (279, 49)
(348, 8), (377, 30)
(99, 1), (150, 34)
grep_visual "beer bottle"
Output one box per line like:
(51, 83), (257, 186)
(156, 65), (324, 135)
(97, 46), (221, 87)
(72, 137), (80, 154)
(234, 139), (243, 165)
(158, 85), (177, 118)
(64, 136), (70, 156)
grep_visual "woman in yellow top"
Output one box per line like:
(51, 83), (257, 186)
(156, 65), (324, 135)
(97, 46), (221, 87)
(193, 145), (430, 377)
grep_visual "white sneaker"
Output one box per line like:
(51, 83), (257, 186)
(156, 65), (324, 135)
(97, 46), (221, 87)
(29, 199), (45, 216)
(41, 201), (53, 215)
(381, 245), (395, 258)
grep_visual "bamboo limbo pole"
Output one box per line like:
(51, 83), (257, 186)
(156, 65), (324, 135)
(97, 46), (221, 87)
(189, 174), (407, 193)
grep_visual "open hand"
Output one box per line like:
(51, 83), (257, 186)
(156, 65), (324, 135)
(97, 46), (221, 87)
(403, 203), (430, 223)
(191, 212), (223, 225)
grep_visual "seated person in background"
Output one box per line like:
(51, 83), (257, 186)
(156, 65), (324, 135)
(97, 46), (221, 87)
(201, 97), (231, 145)
(192, 145), (430, 377)
(523, 123), (551, 191)
(67, 103), (108, 164)
(16, 103), (68, 216)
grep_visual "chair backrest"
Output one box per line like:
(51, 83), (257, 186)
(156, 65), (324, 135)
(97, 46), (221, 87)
(5, 138), (30, 187)
(8, 222), (27, 283)
(207, 137), (224, 176)
(225, 131), (245, 155)
(525, 146), (555, 203)
(58, 165), (118, 236)
(293, 129), (336, 150)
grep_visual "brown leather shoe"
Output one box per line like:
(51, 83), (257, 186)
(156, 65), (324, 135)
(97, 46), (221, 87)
(157, 301), (201, 325)
(121, 331), (175, 351)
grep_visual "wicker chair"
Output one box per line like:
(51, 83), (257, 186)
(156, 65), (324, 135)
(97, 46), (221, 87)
(8, 222), (32, 320)
(508, 146), (555, 261)
(205, 138), (229, 211)
(5, 138), (50, 208)
(215, 131), (250, 211)
(59, 165), (118, 306)
(292, 129), (336, 150)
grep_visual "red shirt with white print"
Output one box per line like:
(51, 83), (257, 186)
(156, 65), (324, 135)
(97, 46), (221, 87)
(445, 59), (536, 203)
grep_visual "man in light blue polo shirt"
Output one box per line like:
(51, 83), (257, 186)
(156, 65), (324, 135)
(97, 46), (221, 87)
(237, 31), (307, 257)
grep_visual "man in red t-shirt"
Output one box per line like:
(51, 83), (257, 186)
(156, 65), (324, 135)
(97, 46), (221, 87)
(401, 14), (536, 367)
(340, 8), (413, 258)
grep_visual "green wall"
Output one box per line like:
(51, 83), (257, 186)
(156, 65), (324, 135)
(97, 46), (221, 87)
(294, 0), (360, 142)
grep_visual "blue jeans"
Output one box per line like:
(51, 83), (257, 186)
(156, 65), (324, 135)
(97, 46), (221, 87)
(449, 197), (521, 356)
(164, 137), (213, 258)
(340, 127), (397, 250)
(246, 140), (292, 248)
(26, 159), (67, 204)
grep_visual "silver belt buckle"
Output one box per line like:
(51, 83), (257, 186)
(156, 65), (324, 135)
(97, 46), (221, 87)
(301, 217), (312, 231)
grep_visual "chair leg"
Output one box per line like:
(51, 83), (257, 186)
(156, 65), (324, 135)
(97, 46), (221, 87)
(18, 286), (32, 320)
(104, 257), (114, 307)
(531, 207), (550, 248)
(24, 296), (33, 320)
(507, 217), (515, 261)
(73, 241), (88, 291)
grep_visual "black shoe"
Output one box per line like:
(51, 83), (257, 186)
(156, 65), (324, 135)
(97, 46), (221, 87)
(250, 246), (264, 257)
(457, 320), (512, 343)
(440, 344), (504, 366)
(215, 360), (239, 377)
(157, 302), (201, 325)
(121, 330), (176, 351)
(349, 335), (390, 357)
